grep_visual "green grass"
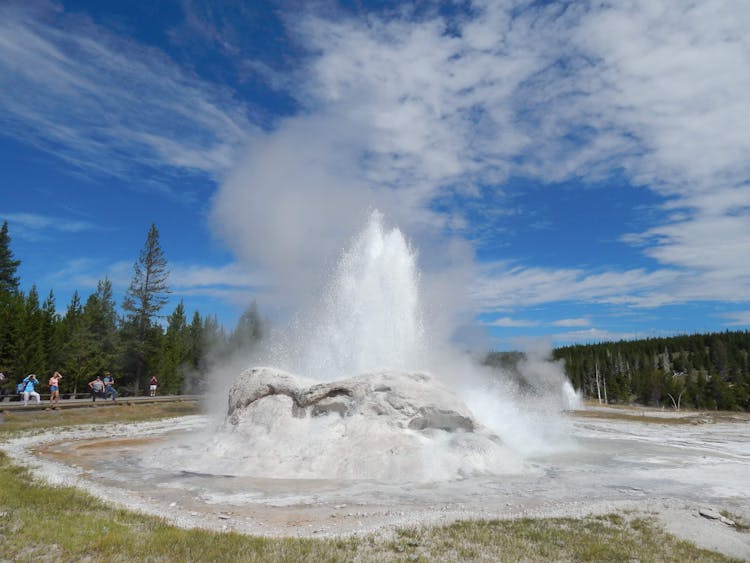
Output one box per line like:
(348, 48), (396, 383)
(0, 403), (741, 562)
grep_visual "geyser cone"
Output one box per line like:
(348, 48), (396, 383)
(192, 366), (523, 481)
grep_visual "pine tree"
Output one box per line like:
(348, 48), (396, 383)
(0, 291), (24, 382)
(17, 286), (45, 376)
(122, 223), (170, 394)
(0, 221), (21, 295)
(80, 278), (119, 383)
(59, 291), (89, 393)
(159, 300), (189, 394)
(41, 290), (59, 374)
(0, 221), (22, 387)
(181, 311), (205, 393)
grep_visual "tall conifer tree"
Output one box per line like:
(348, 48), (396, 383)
(122, 223), (170, 394)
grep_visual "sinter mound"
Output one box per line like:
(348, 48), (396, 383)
(215, 366), (525, 481)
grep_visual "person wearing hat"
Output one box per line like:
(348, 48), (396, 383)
(102, 371), (117, 401)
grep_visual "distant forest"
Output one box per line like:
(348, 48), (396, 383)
(0, 221), (264, 397)
(488, 331), (750, 411)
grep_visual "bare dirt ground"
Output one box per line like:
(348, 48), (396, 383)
(2, 406), (749, 560)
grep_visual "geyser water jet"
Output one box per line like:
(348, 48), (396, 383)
(270, 210), (426, 380)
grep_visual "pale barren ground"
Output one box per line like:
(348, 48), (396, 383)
(2, 405), (749, 560)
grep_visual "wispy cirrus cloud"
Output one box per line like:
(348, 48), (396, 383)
(471, 262), (680, 311)
(719, 310), (750, 327)
(4, 0), (750, 328)
(49, 258), (263, 311)
(1, 212), (97, 241)
(0, 1), (253, 185)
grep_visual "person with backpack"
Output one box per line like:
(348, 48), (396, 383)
(149, 375), (158, 397)
(20, 374), (41, 406)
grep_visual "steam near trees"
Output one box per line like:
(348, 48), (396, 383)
(486, 332), (750, 411)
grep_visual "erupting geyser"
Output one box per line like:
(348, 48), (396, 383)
(159, 211), (578, 481)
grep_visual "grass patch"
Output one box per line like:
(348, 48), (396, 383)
(0, 401), (201, 437)
(0, 403), (739, 562)
(577, 403), (750, 425)
(0, 450), (361, 562)
(383, 517), (737, 562)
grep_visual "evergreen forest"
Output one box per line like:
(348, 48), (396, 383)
(553, 332), (750, 411)
(487, 332), (750, 411)
(0, 221), (264, 397)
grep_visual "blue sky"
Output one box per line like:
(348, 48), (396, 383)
(1, 0), (749, 350)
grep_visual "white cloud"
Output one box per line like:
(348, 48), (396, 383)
(49, 259), (132, 293)
(719, 310), (750, 327)
(170, 262), (264, 290)
(210, 0), (750, 317)
(49, 258), (263, 314)
(552, 318), (591, 328)
(4, 0), (750, 323)
(570, 1), (750, 195)
(0, 213), (96, 233)
(1, 212), (96, 238)
(485, 317), (539, 328)
(471, 262), (680, 311)
(0, 1), (252, 184)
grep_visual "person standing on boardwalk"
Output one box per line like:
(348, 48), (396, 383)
(48, 371), (63, 404)
(88, 375), (106, 402)
(102, 372), (117, 401)
(149, 375), (158, 397)
(21, 374), (41, 406)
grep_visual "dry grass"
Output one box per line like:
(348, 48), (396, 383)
(574, 404), (750, 425)
(0, 401), (201, 437)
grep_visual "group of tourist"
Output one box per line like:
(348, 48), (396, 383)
(15, 372), (61, 406)
(88, 372), (118, 402)
(7, 372), (159, 406)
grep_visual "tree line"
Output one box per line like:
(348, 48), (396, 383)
(0, 221), (265, 397)
(487, 331), (750, 411)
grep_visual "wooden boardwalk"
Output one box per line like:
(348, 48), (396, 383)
(0, 394), (201, 413)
